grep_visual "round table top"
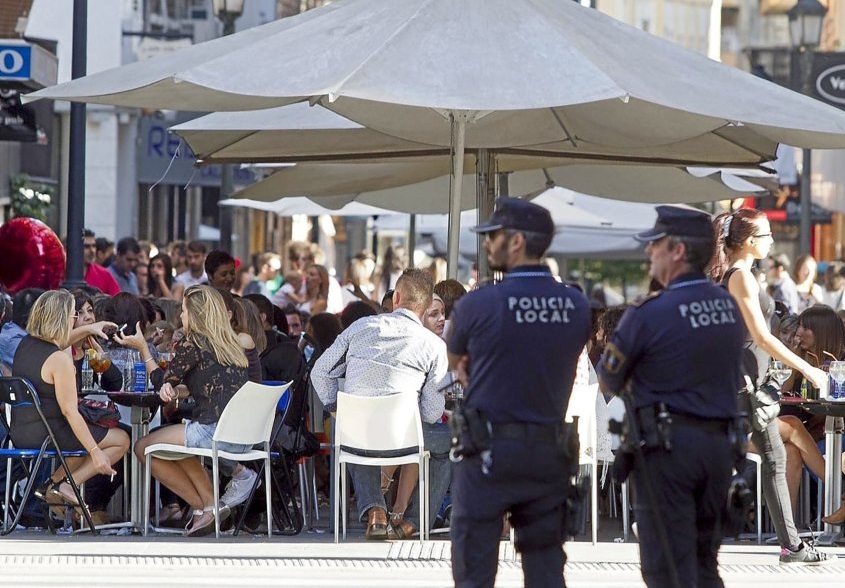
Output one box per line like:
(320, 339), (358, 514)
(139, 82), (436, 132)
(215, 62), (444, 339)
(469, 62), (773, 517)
(781, 396), (845, 417)
(106, 390), (162, 408)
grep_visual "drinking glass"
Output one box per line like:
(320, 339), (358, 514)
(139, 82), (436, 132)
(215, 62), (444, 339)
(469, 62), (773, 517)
(829, 361), (845, 384)
(770, 360), (792, 387)
(90, 351), (111, 392)
(157, 352), (173, 372)
(829, 361), (845, 401)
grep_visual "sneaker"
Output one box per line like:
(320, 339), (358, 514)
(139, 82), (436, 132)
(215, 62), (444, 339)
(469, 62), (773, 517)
(220, 467), (258, 508)
(779, 543), (838, 565)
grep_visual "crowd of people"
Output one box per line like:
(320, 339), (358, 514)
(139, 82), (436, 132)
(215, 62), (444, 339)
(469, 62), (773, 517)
(0, 230), (468, 537)
(5, 204), (845, 586)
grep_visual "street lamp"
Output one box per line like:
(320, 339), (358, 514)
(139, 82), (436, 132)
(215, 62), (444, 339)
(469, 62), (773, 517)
(212, 0), (244, 251)
(213, 0), (245, 36)
(787, 0), (827, 256)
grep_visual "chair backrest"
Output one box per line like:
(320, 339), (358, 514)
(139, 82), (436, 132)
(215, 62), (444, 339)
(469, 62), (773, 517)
(335, 391), (424, 455)
(0, 377), (39, 409)
(214, 381), (292, 446)
(565, 383), (599, 462)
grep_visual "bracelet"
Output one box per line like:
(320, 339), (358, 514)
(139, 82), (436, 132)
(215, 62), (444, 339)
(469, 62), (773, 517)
(144, 357), (155, 365)
(86, 445), (98, 454)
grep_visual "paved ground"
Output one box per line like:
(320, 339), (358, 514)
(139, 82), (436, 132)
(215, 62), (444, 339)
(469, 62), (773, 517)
(2, 526), (845, 587)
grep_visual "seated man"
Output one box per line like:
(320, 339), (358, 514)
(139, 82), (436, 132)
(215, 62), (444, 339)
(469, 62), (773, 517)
(311, 268), (449, 540)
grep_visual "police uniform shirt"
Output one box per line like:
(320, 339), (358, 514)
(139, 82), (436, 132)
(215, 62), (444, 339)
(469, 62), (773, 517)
(448, 265), (591, 424)
(598, 272), (744, 420)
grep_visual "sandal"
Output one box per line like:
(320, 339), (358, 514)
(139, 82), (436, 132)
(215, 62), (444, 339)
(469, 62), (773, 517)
(35, 479), (80, 507)
(159, 503), (188, 526)
(184, 505), (230, 537)
(387, 512), (417, 540)
(184, 509), (204, 534)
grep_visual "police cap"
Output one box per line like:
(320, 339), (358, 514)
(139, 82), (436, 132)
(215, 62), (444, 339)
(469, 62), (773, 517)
(471, 197), (555, 236)
(634, 205), (713, 243)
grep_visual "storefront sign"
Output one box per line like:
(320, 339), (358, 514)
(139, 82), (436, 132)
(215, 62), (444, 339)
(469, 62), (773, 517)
(0, 41), (57, 90)
(812, 53), (845, 111)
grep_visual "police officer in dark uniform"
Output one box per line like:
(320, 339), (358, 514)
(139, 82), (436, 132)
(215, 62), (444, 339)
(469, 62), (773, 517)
(447, 198), (591, 588)
(597, 206), (745, 588)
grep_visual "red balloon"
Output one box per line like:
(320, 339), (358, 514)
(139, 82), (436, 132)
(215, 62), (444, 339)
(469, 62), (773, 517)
(0, 217), (66, 294)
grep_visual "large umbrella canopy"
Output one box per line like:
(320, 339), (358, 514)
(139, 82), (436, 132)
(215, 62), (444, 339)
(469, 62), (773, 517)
(218, 197), (396, 217)
(27, 0), (845, 151)
(171, 104), (772, 168)
(374, 188), (657, 259)
(27, 0), (845, 275)
(231, 160), (762, 214)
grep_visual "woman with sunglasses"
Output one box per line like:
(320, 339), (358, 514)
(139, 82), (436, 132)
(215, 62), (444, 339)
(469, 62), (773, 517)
(709, 209), (832, 565)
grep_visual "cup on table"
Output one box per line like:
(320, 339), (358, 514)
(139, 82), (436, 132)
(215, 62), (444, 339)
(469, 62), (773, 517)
(829, 361), (845, 401)
(157, 352), (173, 372)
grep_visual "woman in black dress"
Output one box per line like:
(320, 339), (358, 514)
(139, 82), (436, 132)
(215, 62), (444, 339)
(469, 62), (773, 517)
(11, 290), (130, 509)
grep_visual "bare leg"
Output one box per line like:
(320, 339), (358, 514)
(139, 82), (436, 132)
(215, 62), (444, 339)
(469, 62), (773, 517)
(778, 416), (825, 479)
(381, 465), (398, 493)
(134, 424), (210, 511)
(51, 428), (130, 499)
(391, 464), (419, 516)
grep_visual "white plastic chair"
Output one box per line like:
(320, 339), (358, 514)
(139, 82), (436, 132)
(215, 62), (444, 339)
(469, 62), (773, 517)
(333, 391), (429, 543)
(565, 383), (600, 545)
(745, 452), (763, 544)
(143, 381), (292, 538)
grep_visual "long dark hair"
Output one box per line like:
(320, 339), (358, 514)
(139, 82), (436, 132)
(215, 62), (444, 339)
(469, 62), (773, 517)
(707, 208), (767, 282)
(148, 253), (174, 297)
(798, 305), (845, 363)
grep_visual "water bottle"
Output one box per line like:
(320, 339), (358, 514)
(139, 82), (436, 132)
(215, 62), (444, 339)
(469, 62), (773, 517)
(133, 351), (147, 392)
(81, 356), (94, 392)
(122, 352), (135, 392)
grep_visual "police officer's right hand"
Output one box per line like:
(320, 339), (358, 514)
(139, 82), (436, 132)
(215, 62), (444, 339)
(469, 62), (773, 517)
(803, 366), (828, 391)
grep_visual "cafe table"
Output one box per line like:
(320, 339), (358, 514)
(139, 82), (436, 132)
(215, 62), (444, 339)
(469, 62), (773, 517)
(106, 390), (162, 533)
(780, 396), (845, 546)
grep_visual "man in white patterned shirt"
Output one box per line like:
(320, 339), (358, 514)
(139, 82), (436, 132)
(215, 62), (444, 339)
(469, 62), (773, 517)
(312, 269), (449, 540)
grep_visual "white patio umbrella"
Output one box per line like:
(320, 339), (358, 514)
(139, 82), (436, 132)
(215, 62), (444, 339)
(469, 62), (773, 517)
(374, 187), (658, 260)
(217, 197), (396, 217)
(231, 160), (762, 213)
(27, 0), (845, 276)
(170, 103), (772, 168)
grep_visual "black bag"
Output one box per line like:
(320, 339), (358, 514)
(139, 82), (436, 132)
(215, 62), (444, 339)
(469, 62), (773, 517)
(740, 374), (780, 432)
(77, 398), (121, 428)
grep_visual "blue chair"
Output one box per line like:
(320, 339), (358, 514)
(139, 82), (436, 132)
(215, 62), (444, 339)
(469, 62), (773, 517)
(0, 377), (96, 534)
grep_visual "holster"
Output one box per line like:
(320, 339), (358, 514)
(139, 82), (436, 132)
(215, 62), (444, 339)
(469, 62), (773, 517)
(449, 406), (492, 461)
(728, 412), (750, 472)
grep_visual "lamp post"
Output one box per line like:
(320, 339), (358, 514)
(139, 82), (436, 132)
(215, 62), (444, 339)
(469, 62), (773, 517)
(63, 0), (88, 288)
(212, 0), (244, 252)
(788, 0), (827, 256)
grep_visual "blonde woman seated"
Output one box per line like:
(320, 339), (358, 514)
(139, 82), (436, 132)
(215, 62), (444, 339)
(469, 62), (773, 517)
(133, 286), (250, 537)
(10, 290), (129, 512)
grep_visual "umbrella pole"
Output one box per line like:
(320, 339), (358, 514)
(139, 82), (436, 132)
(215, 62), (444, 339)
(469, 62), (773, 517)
(408, 214), (417, 268)
(447, 113), (468, 280)
(476, 149), (496, 281)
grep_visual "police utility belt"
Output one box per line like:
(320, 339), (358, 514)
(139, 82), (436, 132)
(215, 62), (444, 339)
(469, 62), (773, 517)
(448, 406), (579, 475)
(610, 400), (747, 483)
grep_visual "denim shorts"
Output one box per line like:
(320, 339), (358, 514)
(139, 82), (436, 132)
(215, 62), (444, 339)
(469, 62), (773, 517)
(184, 420), (252, 454)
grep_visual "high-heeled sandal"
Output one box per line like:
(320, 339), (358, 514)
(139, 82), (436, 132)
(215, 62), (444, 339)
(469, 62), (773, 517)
(35, 479), (81, 508)
(387, 511), (417, 540)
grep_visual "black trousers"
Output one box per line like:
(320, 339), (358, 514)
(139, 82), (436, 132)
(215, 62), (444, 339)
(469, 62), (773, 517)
(633, 425), (732, 588)
(451, 435), (571, 588)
